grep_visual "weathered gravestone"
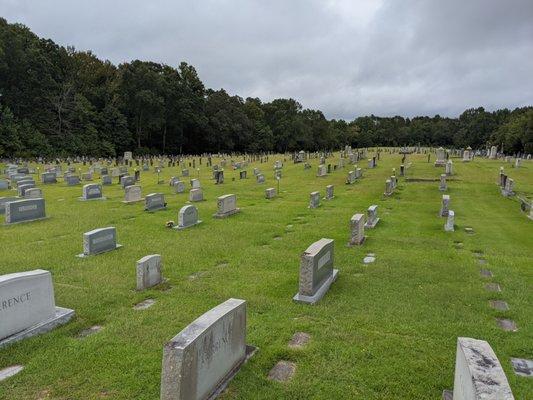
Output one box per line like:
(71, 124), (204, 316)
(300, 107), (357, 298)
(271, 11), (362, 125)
(77, 227), (122, 257)
(160, 298), (256, 400)
(440, 195), (450, 217)
(145, 193), (166, 212)
(0, 269), (74, 348)
(348, 213), (365, 245)
(346, 170), (356, 184)
(364, 205), (379, 228)
(17, 183), (35, 197)
(81, 172), (92, 181)
(174, 181), (185, 194)
(265, 188), (277, 199)
(41, 172), (57, 184)
(435, 147), (447, 166)
(384, 179), (393, 196)
(101, 175), (112, 185)
(213, 194), (240, 218)
(120, 175), (135, 188)
(489, 145), (497, 159)
(175, 205), (202, 230)
(316, 164), (327, 177)
(309, 191), (320, 208)
(443, 337), (514, 400)
(355, 167), (363, 179)
(4, 198), (46, 224)
(239, 171), (247, 179)
(136, 254), (163, 290)
(66, 175), (80, 186)
(123, 185), (143, 204)
(182, 169), (189, 177)
(445, 210), (455, 232)
(189, 188), (204, 202)
(190, 179), (201, 189)
(446, 160), (454, 176)
(256, 174), (265, 184)
(293, 238), (339, 304)
(79, 184), (105, 201)
(24, 188), (42, 199)
(324, 185), (334, 200)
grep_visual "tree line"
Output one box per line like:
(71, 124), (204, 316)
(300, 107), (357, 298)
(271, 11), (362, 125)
(1, 18), (532, 158)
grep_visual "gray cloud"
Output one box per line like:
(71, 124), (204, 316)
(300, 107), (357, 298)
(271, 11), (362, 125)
(2, 0), (532, 119)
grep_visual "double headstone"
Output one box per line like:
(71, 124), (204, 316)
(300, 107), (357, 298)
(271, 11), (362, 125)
(78, 227), (121, 257)
(145, 193), (166, 211)
(213, 194), (240, 218)
(176, 205), (202, 230)
(0, 269), (74, 348)
(293, 238), (339, 304)
(4, 198), (46, 224)
(136, 255), (162, 290)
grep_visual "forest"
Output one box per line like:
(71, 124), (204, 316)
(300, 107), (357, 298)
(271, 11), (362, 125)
(1, 18), (532, 158)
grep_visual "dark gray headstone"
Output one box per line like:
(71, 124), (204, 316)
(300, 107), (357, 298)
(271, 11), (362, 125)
(79, 227), (121, 256)
(5, 198), (46, 224)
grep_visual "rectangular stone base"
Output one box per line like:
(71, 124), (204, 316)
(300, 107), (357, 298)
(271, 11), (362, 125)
(78, 197), (107, 201)
(122, 198), (145, 204)
(174, 220), (203, 230)
(293, 269), (339, 305)
(3, 216), (49, 226)
(145, 205), (167, 212)
(347, 237), (365, 246)
(323, 196), (334, 200)
(365, 218), (379, 229)
(0, 306), (75, 349)
(434, 161), (446, 166)
(206, 345), (258, 400)
(76, 244), (122, 258)
(213, 208), (241, 218)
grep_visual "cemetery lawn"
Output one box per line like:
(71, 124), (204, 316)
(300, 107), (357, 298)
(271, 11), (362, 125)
(1, 153), (532, 399)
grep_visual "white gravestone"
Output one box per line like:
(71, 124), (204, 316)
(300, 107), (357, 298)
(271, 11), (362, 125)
(136, 254), (163, 290)
(364, 205), (379, 228)
(213, 194), (240, 218)
(176, 205), (202, 230)
(0, 269), (74, 348)
(293, 238), (339, 304)
(123, 185), (143, 203)
(349, 213), (365, 245)
(445, 210), (455, 232)
(189, 188), (204, 202)
(309, 191), (320, 208)
(265, 188), (277, 199)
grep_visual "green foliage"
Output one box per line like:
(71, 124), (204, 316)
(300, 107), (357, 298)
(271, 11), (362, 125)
(0, 17), (532, 157)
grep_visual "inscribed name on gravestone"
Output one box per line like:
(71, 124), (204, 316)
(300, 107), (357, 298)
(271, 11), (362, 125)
(0, 269), (74, 347)
(145, 193), (166, 211)
(80, 184), (104, 200)
(79, 227), (121, 257)
(5, 198), (46, 224)
(136, 254), (163, 290)
(160, 298), (254, 400)
(213, 194), (240, 218)
(293, 238), (339, 304)
(176, 205), (202, 230)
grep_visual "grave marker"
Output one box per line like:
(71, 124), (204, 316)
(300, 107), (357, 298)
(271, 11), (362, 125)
(136, 254), (163, 290)
(364, 205), (379, 228)
(78, 227), (122, 257)
(145, 193), (166, 211)
(349, 213), (365, 245)
(4, 198), (46, 224)
(213, 194), (240, 218)
(176, 205), (202, 230)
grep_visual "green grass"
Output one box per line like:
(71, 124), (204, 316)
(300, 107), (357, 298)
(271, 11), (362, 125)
(1, 152), (532, 399)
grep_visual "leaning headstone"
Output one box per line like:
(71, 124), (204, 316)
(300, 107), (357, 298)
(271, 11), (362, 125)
(79, 184), (105, 201)
(293, 238), (339, 304)
(0, 269), (75, 348)
(440, 195), (450, 217)
(123, 185), (143, 204)
(4, 198), (46, 224)
(145, 193), (166, 212)
(77, 227), (122, 257)
(136, 254), (162, 290)
(439, 174), (447, 191)
(364, 205), (379, 228)
(265, 188), (277, 199)
(444, 337), (514, 400)
(309, 191), (320, 208)
(445, 210), (455, 232)
(176, 205), (202, 230)
(160, 298), (255, 400)
(213, 194), (240, 218)
(189, 188), (204, 202)
(348, 213), (365, 245)
(324, 185), (334, 200)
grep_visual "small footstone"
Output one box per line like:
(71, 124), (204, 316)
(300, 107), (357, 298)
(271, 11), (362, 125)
(489, 300), (509, 311)
(510, 357), (533, 377)
(268, 361), (296, 382)
(441, 389), (453, 400)
(464, 227), (474, 234)
(288, 332), (310, 349)
(78, 325), (102, 338)
(133, 299), (156, 310)
(0, 365), (24, 381)
(496, 318), (518, 332)
(363, 256), (376, 264)
(485, 283), (501, 292)
(480, 269), (493, 278)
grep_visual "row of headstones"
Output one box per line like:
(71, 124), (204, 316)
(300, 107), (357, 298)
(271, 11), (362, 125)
(498, 167), (515, 197)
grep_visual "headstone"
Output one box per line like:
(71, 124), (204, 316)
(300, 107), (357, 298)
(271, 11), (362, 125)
(462, 147), (472, 162)
(24, 188), (42, 199)
(120, 175), (135, 188)
(79, 184), (104, 201)
(309, 191), (320, 208)
(293, 238), (339, 304)
(174, 181), (185, 194)
(256, 174), (265, 184)
(239, 170), (247, 179)
(213, 194), (240, 218)
(81, 172), (92, 181)
(445, 337), (514, 400)
(400, 164), (405, 176)
(445, 210), (455, 232)
(265, 188), (277, 199)
(489, 145), (497, 159)
(123, 185), (143, 203)
(316, 164), (327, 177)
(215, 170), (224, 184)
(160, 298), (254, 400)
(176, 205), (202, 230)
(189, 188), (204, 202)
(182, 169), (189, 177)
(435, 147), (446, 166)
(0, 197), (19, 215)
(346, 170), (356, 184)
(145, 193), (166, 211)
(4, 198), (46, 224)
(364, 205), (379, 228)
(384, 179), (393, 196)
(78, 227), (121, 257)
(41, 172), (57, 184)
(324, 185), (334, 200)
(0, 269), (74, 348)
(136, 254), (162, 290)
(124, 151), (133, 161)
(439, 174), (447, 191)
(440, 195), (450, 217)
(17, 183), (35, 197)
(355, 167), (363, 178)
(502, 178), (514, 197)
(348, 213), (365, 245)
(190, 178), (201, 189)
(514, 158), (521, 168)
(101, 175), (112, 185)
(445, 160), (453, 175)
(66, 175), (80, 186)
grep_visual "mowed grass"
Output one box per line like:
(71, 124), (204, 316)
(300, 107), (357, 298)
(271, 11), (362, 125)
(0, 152), (532, 400)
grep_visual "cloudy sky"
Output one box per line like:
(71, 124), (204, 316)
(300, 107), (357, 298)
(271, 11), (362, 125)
(2, 0), (532, 120)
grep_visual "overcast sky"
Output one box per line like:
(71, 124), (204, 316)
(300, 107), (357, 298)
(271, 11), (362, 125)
(2, 0), (532, 120)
